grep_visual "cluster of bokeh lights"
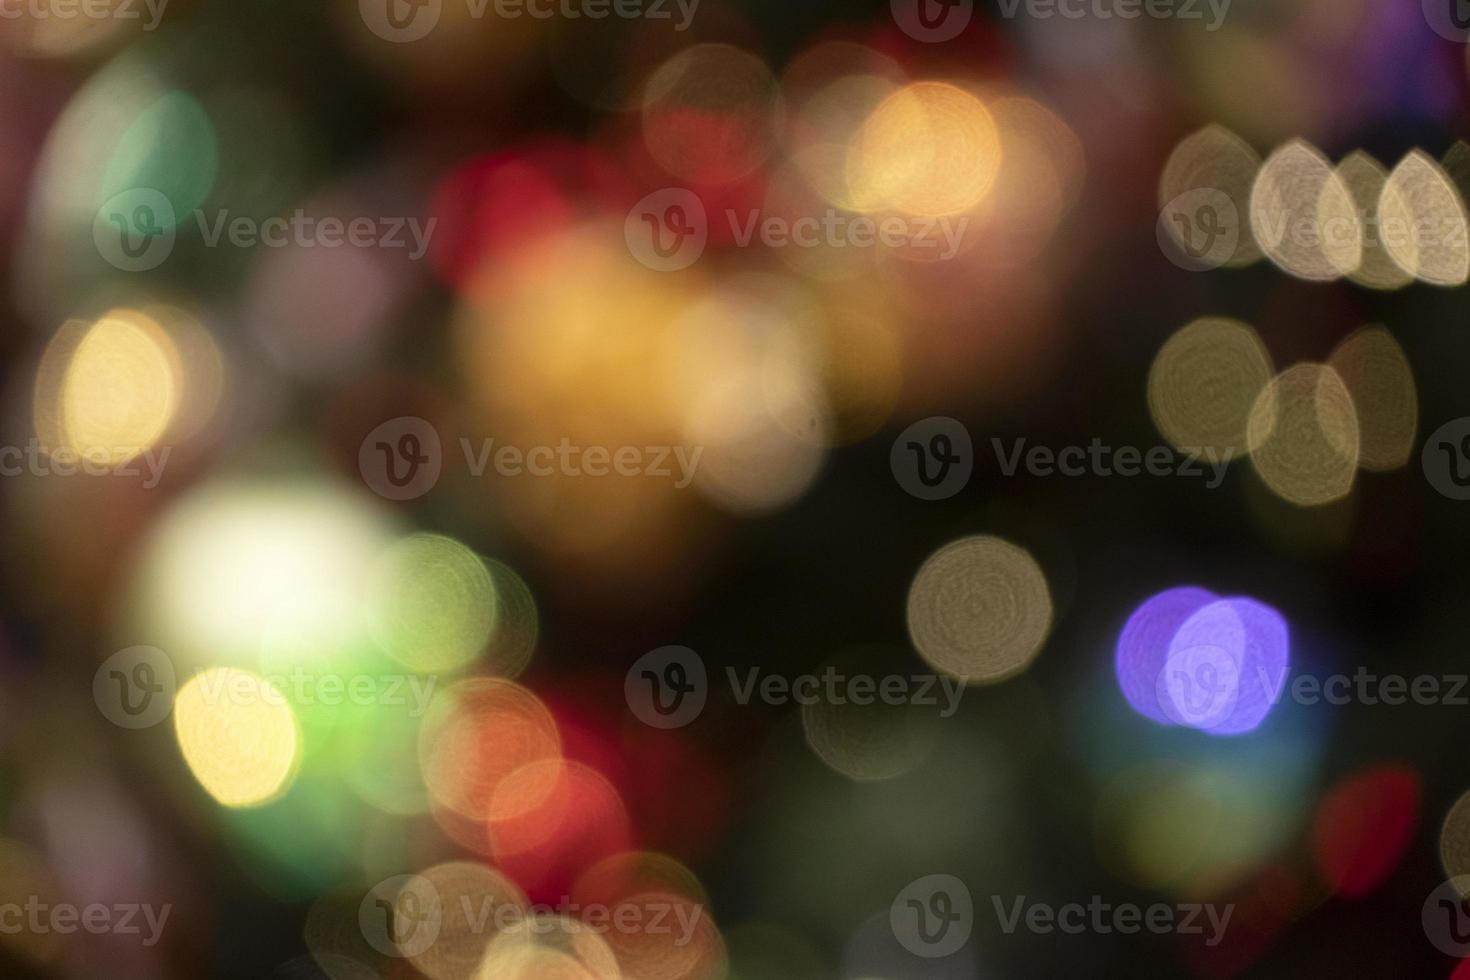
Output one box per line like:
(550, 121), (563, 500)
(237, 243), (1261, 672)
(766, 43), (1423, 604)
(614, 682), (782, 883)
(1115, 587), (1290, 736)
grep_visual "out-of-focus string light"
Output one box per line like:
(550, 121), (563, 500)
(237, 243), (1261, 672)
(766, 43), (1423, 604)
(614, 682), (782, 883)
(1116, 588), (1289, 735)
(1335, 152), (1413, 290)
(1439, 790), (1470, 889)
(597, 890), (727, 980)
(1158, 125), (1262, 268)
(1312, 767), (1420, 899)
(641, 43), (779, 186)
(907, 535), (1053, 685)
(1147, 317), (1272, 461)
(174, 667), (301, 808)
(128, 476), (393, 666)
(1378, 149), (1470, 287)
(973, 94), (1085, 266)
(1327, 326), (1416, 472)
(673, 276), (831, 513)
(846, 81), (1002, 217)
(571, 851), (710, 911)
(33, 309), (179, 469)
(1249, 140), (1360, 281)
(800, 649), (938, 782)
(364, 533), (498, 675)
(1247, 363), (1360, 507)
(418, 678), (562, 823)
(403, 861), (530, 980)
(486, 759), (631, 899)
(478, 913), (621, 980)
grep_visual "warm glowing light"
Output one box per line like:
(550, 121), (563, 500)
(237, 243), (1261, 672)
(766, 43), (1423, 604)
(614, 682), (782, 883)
(1327, 326), (1416, 472)
(1379, 149), (1470, 287)
(1441, 790), (1470, 890)
(34, 310), (179, 467)
(1148, 317), (1272, 460)
(1250, 140), (1360, 281)
(130, 477), (392, 665)
(801, 649), (938, 781)
(479, 914), (620, 980)
(847, 82), (1002, 217)
(1158, 124), (1262, 268)
(1247, 363), (1360, 506)
(1336, 152), (1413, 290)
(365, 533), (497, 674)
(405, 862), (529, 980)
(174, 668), (301, 808)
(906, 536), (1052, 685)
(419, 679), (562, 821)
(598, 891), (726, 980)
(641, 43), (779, 185)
